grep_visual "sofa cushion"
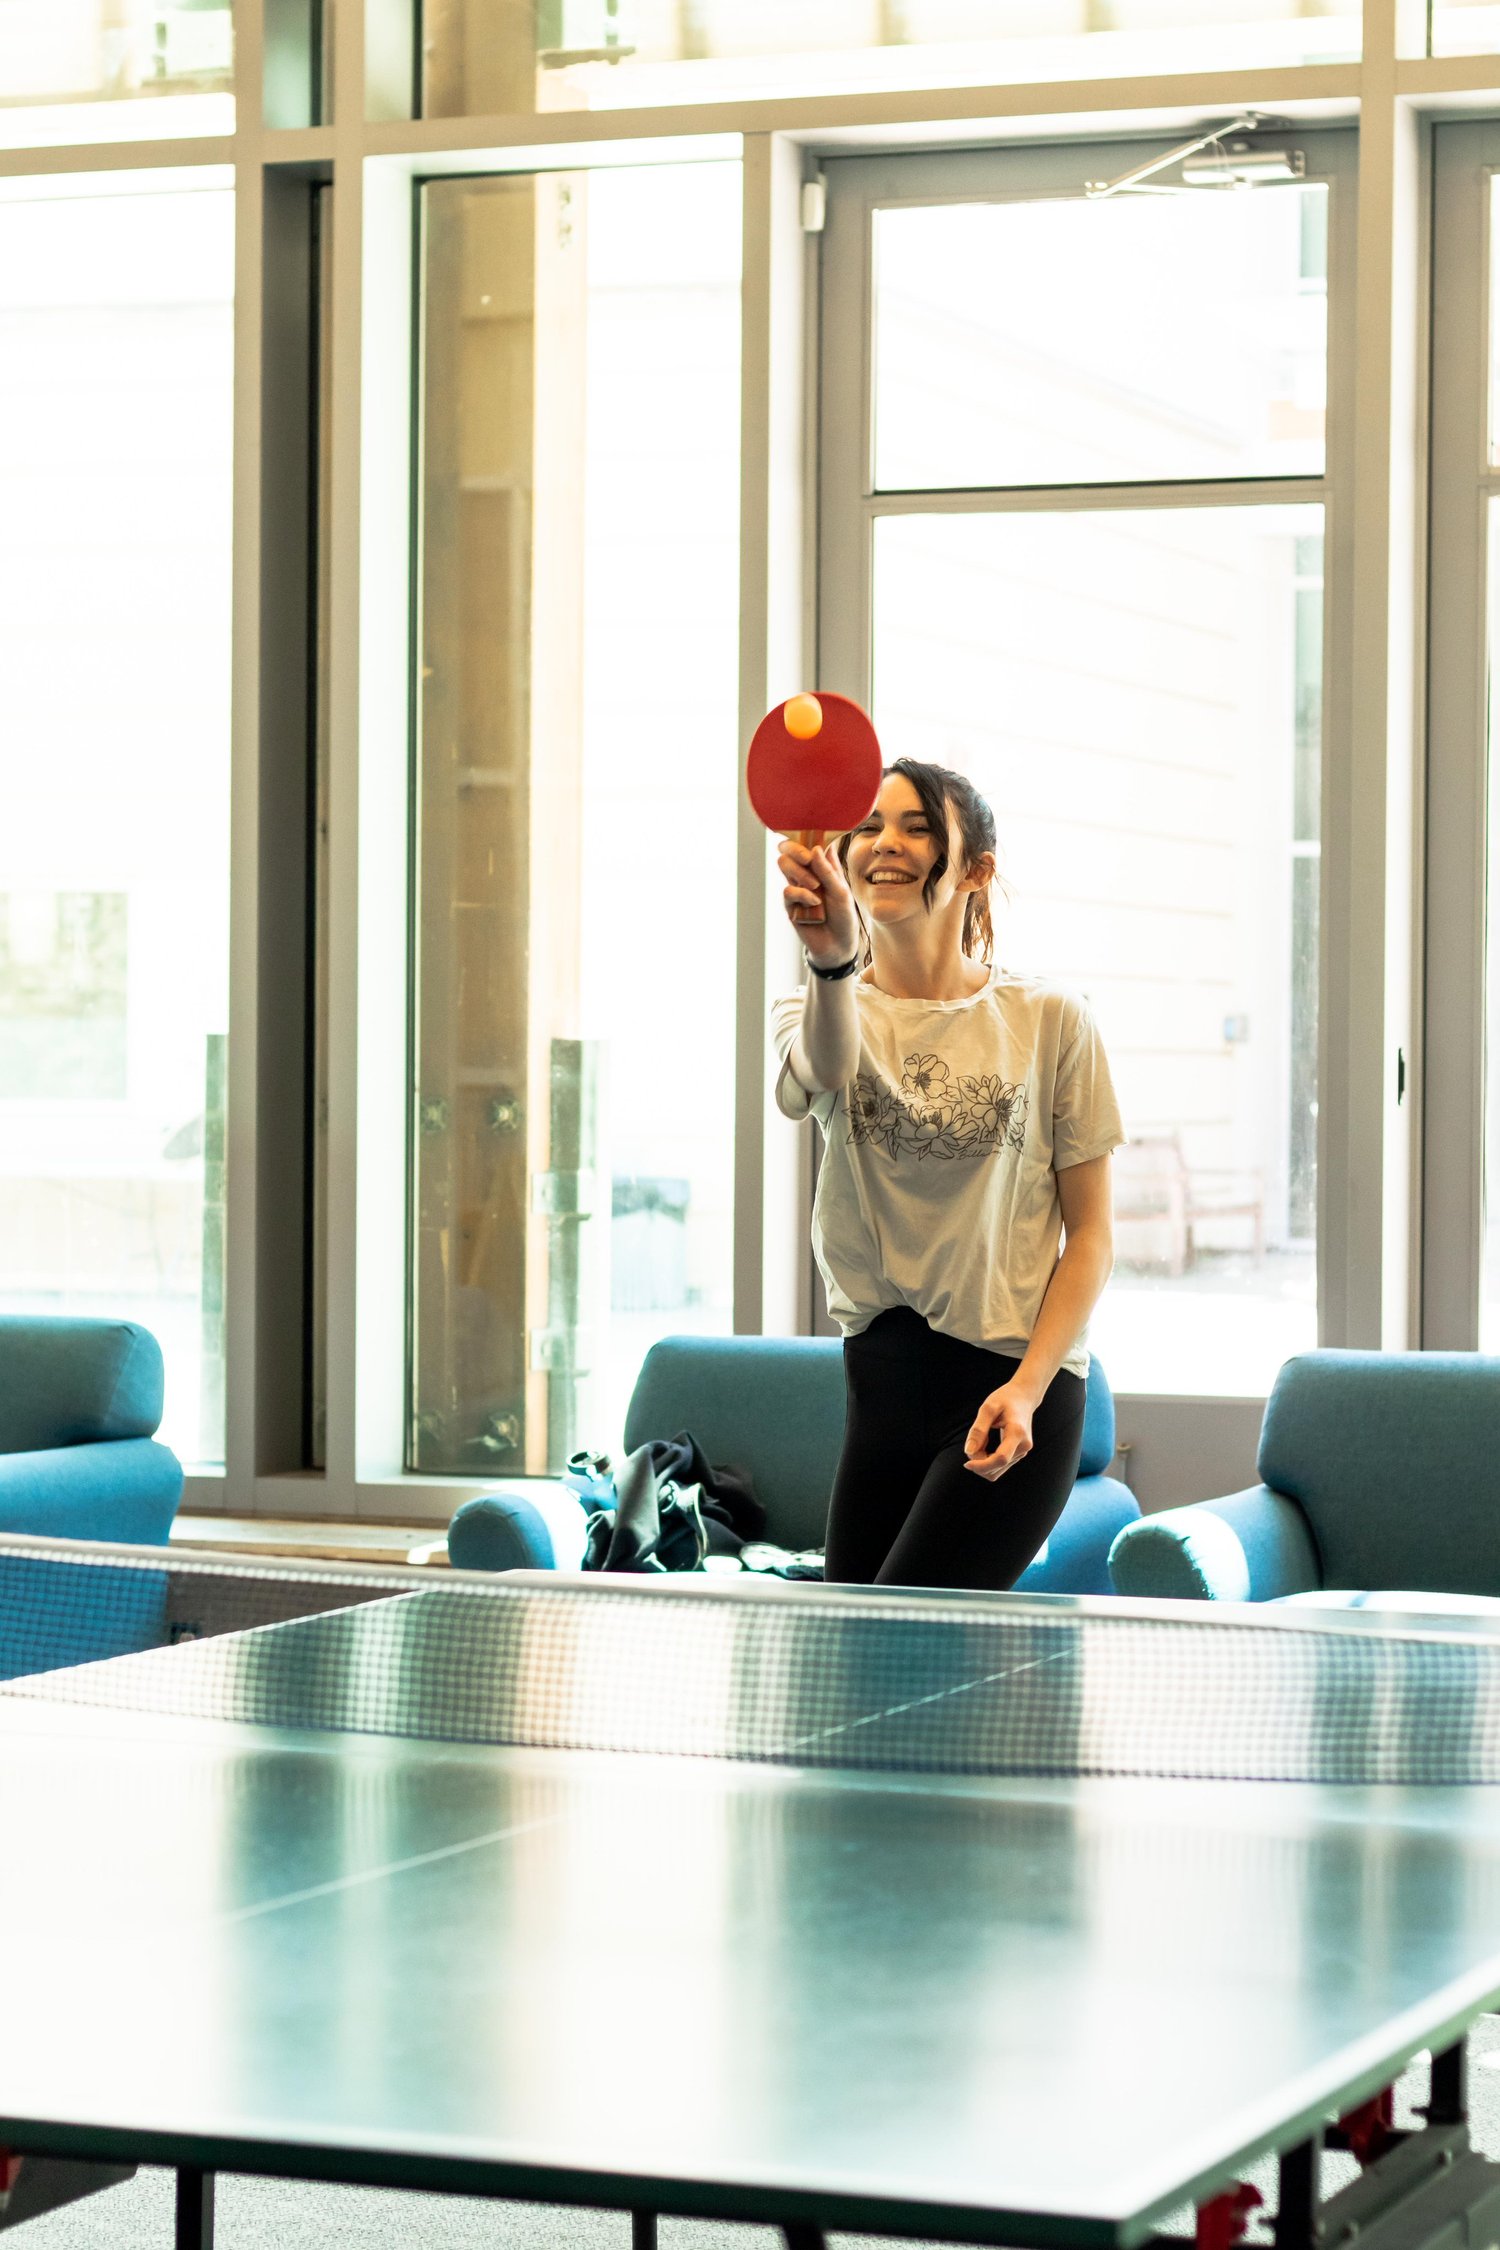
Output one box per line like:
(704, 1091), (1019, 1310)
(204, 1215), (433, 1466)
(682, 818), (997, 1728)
(1258, 1351), (1500, 1595)
(0, 1319), (165, 1455)
(623, 1336), (846, 1552)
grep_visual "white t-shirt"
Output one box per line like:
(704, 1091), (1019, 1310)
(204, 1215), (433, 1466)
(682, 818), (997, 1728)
(771, 968), (1124, 1377)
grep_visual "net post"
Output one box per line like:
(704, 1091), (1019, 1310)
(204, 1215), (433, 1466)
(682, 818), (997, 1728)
(1425, 2040), (1469, 2126)
(1274, 2133), (1323, 2250)
(175, 2166), (214, 2250)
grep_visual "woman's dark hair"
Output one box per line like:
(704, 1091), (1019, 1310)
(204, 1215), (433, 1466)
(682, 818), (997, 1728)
(837, 757), (999, 963)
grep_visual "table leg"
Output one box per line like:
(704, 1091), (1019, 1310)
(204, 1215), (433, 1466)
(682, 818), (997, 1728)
(631, 2209), (657, 2250)
(782, 2226), (827, 2250)
(1426, 2040), (1469, 2127)
(1273, 2134), (1321, 2250)
(175, 2167), (214, 2250)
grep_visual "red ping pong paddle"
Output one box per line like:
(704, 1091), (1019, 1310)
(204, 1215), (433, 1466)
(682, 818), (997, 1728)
(746, 691), (883, 927)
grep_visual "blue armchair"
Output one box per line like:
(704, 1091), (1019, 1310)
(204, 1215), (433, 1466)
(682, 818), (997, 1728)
(448, 1334), (1139, 1586)
(0, 1317), (184, 1680)
(0, 1317), (183, 1544)
(1107, 1349), (1500, 1605)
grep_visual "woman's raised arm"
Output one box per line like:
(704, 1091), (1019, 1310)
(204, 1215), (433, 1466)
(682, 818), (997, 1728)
(777, 839), (862, 1094)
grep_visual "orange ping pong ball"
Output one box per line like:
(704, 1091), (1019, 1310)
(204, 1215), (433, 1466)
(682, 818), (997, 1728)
(784, 694), (823, 741)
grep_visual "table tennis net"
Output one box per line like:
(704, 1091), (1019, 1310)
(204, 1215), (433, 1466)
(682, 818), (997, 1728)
(4, 1535), (1500, 1785)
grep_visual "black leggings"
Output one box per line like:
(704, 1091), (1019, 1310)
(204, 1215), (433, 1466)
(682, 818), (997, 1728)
(824, 1307), (1087, 1591)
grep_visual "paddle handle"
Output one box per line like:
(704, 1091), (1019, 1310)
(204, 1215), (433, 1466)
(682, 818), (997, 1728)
(789, 828), (829, 927)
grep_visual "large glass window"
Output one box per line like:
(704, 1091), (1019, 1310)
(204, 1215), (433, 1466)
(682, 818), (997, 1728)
(874, 189), (1327, 491)
(419, 3), (1359, 120)
(0, 177), (234, 1465)
(823, 142), (1341, 1397)
(1432, 1), (1500, 55)
(0, 3), (234, 147)
(412, 161), (741, 1475)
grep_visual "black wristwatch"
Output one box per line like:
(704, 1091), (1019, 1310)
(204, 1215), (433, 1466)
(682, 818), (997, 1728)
(806, 952), (860, 981)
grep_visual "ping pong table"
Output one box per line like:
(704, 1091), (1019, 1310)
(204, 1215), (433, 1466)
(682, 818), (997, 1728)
(3, 1551), (1500, 2250)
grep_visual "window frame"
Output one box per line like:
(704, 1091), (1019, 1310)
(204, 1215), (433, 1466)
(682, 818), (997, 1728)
(1424, 119), (1499, 1348)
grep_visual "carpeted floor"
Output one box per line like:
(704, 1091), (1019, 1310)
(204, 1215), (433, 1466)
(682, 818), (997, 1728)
(17, 2017), (1500, 2248)
(11, 2175), (773, 2249)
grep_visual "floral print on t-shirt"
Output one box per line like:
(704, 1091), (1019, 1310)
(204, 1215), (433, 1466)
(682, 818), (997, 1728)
(845, 1052), (1029, 1163)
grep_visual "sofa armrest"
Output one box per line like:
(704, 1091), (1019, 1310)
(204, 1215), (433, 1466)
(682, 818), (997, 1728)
(0, 1318), (166, 1453)
(447, 1481), (589, 1573)
(0, 1439), (182, 1547)
(1107, 1484), (1321, 1602)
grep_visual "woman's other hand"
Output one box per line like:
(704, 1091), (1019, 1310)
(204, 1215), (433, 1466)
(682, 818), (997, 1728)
(777, 839), (860, 965)
(963, 1382), (1038, 1481)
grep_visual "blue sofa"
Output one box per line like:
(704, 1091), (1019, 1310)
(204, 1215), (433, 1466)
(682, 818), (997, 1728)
(1108, 1349), (1500, 1605)
(0, 1317), (184, 1680)
(0, 1316), (183, 1544)
(448, 1333), (1139, 1585)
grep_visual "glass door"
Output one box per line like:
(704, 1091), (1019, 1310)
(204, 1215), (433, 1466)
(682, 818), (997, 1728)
(819, 132), (1354, 1398)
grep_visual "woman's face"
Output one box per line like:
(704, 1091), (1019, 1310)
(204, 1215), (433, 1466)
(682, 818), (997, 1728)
(845, 773), (966, 930)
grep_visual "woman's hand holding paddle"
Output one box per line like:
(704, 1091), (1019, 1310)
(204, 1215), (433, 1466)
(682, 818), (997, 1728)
(746, 690), (879, 967)
(778, 839), (859, 966)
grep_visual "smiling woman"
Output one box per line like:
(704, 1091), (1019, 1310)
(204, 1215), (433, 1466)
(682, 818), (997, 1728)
(770, 760), (1123, 1591)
